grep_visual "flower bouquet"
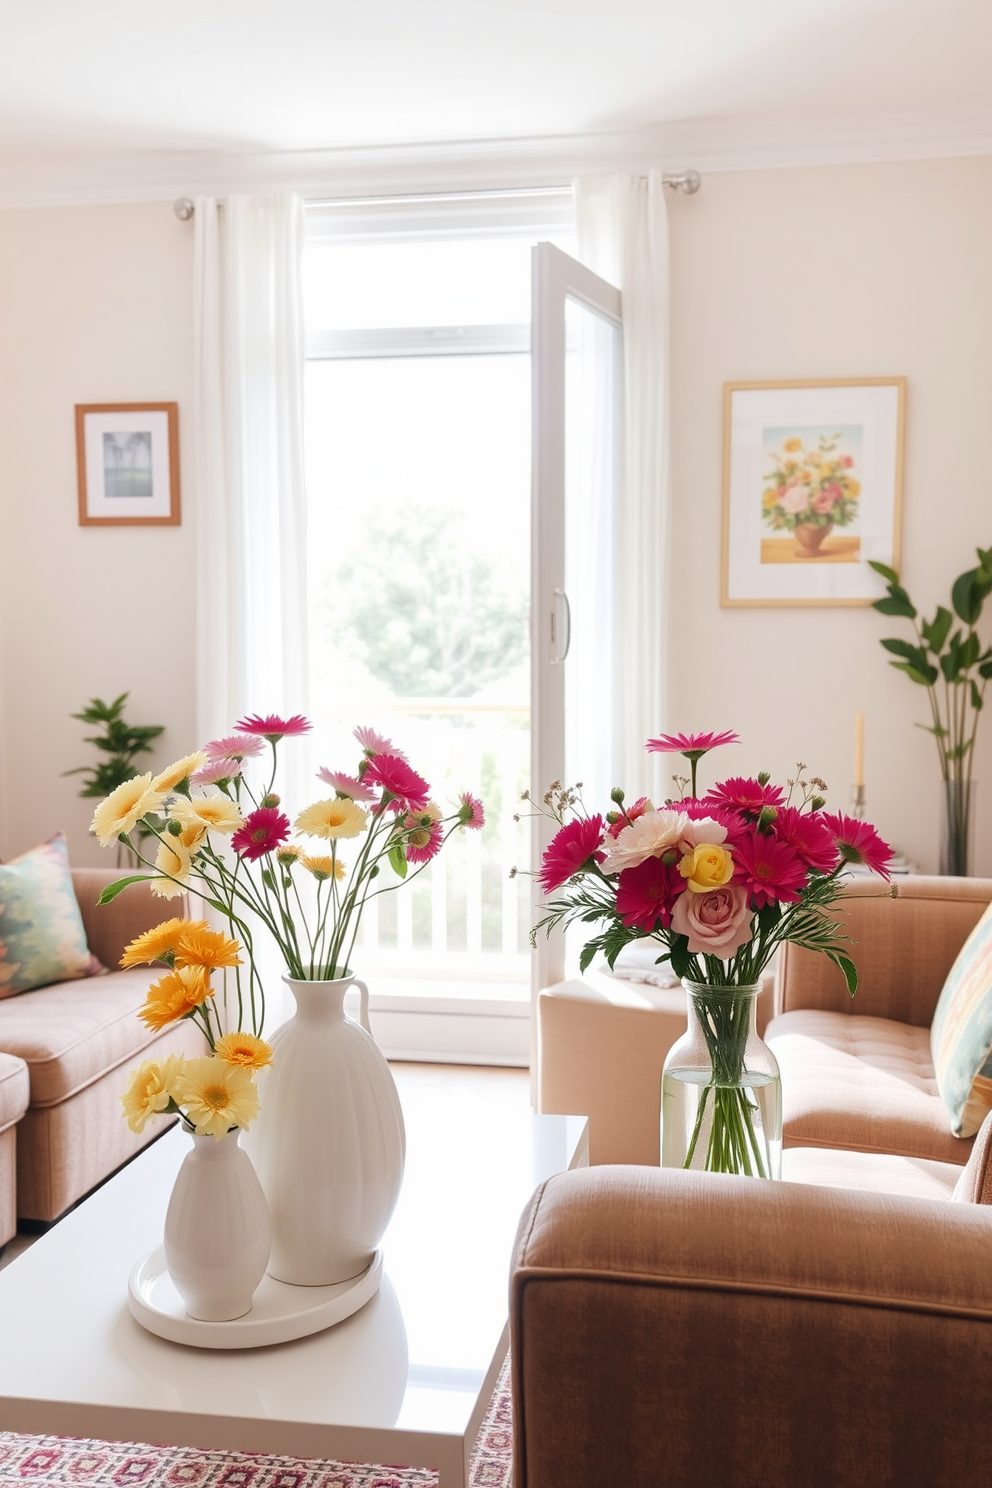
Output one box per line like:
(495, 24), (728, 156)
(762, 433), (860, 554)
(533, 730), (893, 1179)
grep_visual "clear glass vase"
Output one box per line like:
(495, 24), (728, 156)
(940, 779), (976, 877)
(662, 980), (782, 1179)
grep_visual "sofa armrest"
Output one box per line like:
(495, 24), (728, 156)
(510, 1165), (992, 1488)
(72, 868), (188, 970)
(776, 874), (992, 1028)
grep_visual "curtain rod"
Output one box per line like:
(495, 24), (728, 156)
(173, 171), (701, 220)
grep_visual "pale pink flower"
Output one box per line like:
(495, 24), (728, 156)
(679, 815), (729, 850)
(354, 725), (407, 761)
(599, 809), (690, 876)
(671, 884), (753, 958)
(192, 757), (244, 785)
(811, 491), (835, 515)
(779, 484), (811, 515)
(203, 733), (266, 761)
(317, 767), (377, 803)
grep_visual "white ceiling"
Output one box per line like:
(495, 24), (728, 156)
(0, 0), (990, 203)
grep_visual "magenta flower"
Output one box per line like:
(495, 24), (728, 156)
(354, 725), (407, 761)
(646, 730), (740, 759)
(363, 753), (430, 811)
(704, 776), (785, 819)
(773, 807), (840, 876)
(192, 757), (243, 785)
(458, 792), (485, 830)
(615, 856), (686, 933)
(317, 767), (377, 803)
(203, 733), (266, 761)
(232, 807), (291, 862)
(733, 828), (808, 908)
(402, 808), (444, 865)
(821, 813), (894, 880)
(236, 713), (312, 741)
(539, 816), (606, 895)
(606, 796), (650, 839)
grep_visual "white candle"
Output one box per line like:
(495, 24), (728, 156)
(853, 711), (865, 788)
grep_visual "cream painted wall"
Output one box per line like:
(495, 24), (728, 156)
(0, 202), (196, 866)
(667, 155), (992, 875)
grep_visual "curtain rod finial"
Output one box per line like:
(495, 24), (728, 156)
(174, 198), (194, 221)
(665, 169), (701, 195)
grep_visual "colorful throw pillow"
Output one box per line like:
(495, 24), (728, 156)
(931, 899), (992, 1137)
(0, 833), (104, 998)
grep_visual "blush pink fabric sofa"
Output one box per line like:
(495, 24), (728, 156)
(0, 868), (203, 1235)
(512, 874), (992, 1487)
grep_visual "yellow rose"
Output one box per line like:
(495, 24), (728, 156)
(783, 437), (802, 453)
(679, 843), (734, 894)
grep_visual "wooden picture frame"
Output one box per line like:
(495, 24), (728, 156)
(75, 403), (180, 526)
(721, 378), (905, 607)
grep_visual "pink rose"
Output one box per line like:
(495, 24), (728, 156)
(811, 490), (835, 514)
(778, 484), (810, 515)
(670, 884), (753, 958)
(840, 455), (854, 469)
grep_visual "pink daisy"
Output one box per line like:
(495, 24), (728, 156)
(363, 753), (430, 811)
(733, 829), (808, 908)
(235, 713), (312, 741)
(402, 808), (444, 865)
(354, 725), (407, 761)
(458, 792), (485, 830)
(773, 807), (840, 876)
(615, 856), (687, 933)
(606, 796), (650, 839)
(645, 730), (740, 758)
(317, 767), (377, 804)
(539, 816), (606, 895)
(231, 807), (291, 862)
(191, 757), (243, 785)
(202, 733), (266, 761)
(704, 776), (785, 819)
(821, 813), (894, 880)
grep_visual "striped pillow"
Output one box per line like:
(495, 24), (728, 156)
(931, 899), (992, 1137)
(0, 833), (103, 998)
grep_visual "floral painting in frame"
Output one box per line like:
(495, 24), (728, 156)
(721, 378), (905, 607)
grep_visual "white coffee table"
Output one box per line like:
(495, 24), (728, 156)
(0, 1097), (587, 1487)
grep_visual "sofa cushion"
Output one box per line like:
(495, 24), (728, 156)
(0, 1051), (29, 1133)
(930, 899), (992, 1138)
(782, 1146), (960, 1202)
(0, 833), (103, 997)
(767, 1009), (972, 1165)
(0, 969), (208, 1107)
(952, 1112), (992, 1203)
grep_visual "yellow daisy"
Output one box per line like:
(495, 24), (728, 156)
(295, 798), (368, 841)
(174, 925), (242, 971)
(120, 917), (208, 969)
(137, 966), (214, 1030)
(91, 773), (165, 848)
(215, 1032), (274, 1070)
(151, 825), (205, 898)
(301, 854), (345, 882)
(152, 753), (208, 792)
(120, 1054), (185, 1134)
(173, 795), (244, 836)
(173, 1056), (260, 1139)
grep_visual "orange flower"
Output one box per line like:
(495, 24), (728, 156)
(215, 1031), (274, 1070)
(120, 918), (208, 969)
(138, 966), (214, 1031)
(174, 926), (242, 971)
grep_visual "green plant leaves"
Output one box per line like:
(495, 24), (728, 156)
(921, 606), (953, 653)
(97, 875), (151, 904)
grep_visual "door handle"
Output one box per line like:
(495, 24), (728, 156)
(550, 587), (571, 664)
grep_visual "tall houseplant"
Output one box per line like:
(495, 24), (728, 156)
(66, 694), (164, 864)
(870, 549), (992, 874)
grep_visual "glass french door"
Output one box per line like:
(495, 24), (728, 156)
(531, 243), (622, 1042)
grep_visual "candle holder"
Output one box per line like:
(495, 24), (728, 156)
(851, 784), (866, 820)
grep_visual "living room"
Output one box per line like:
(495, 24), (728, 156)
(0, 3), (991, 1485)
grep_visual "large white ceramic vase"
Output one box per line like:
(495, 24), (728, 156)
(245, 973), (406, 1286)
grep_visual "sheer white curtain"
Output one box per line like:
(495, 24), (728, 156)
(574, 172), (671, 800)
(193, 193), (310, 801)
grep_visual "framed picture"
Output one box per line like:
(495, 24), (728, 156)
(721, 378), (905, 607)
(75, 403), (180, 526)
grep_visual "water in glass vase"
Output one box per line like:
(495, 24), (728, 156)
(662, 1066), (782, 1180)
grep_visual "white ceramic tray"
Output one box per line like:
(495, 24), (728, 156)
(128, 1247), (383, 1349)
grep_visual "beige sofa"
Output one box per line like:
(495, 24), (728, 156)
(513, 875), (992, 1486)
(0, 868), (204, 1232)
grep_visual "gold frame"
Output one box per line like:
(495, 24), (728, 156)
(75, 402), (181, 527)
(720, 377), (905, 608)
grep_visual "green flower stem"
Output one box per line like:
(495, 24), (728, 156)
(683, 987), (769, 1179)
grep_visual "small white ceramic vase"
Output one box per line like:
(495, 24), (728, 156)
(163, 1127), (271, 1321)
(245, 974), (406, 1286)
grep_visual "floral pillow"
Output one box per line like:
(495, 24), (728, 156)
(931, 899), (992, 1137)
(0, 833), (104, 998)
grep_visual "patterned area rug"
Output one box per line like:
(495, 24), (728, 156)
(0, 1359), (512, 1488)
